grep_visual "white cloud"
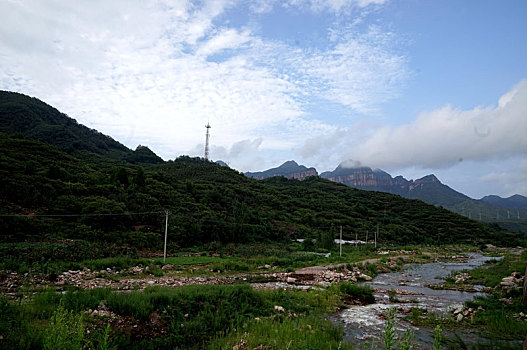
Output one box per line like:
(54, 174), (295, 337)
(0, 0), (404, 166)
(302, 26), (407, 113)
(196, 28), (251, 57)
(481, 158), (527, 197)
(246, 25), (408, 113)
(286, 0), (388, 13)
(348, 79), (527, 169)
(250, 0), (279, 14)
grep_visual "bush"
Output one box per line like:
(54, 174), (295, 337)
(337, 282), (375, 304)
(43, 304), (86, 350)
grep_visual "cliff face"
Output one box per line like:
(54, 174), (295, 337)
(321, 166), (406, 195)
(245, 161), (318, 181)
(320, 165), (461, 200)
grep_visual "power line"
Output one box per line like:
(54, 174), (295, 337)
(0, 211), (382, 234)
(0, 211), (164, 218)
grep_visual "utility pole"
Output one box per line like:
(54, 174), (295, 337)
(375, 223), (378, 248)
(163, 211), (170, 263)
(366, 231), (368, 244)
(339, 225), (342, 257)
(355, 231), (358, 247)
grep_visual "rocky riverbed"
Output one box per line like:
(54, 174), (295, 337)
(334, 253), (524, 348)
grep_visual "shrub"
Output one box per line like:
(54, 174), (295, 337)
(338, 282), (375, 304)
(43, 304), (86, 350)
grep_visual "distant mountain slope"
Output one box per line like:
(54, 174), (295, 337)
(0, 90), (162, 164)
(245, 160), (318, 180)
(320, 163), (527, 232)
(320, 164), (470, 204)
(480, 194), (527, 210)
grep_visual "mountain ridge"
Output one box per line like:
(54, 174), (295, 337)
(245, 160), (318, 180)
(480, 194), (527, 210)
(249, 161), (527, 232)
(0, 90), (163, 164)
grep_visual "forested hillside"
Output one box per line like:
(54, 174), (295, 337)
(0, 91), (522, 250)
(0, 91), (162, 164)
(0, 132), (519, 248)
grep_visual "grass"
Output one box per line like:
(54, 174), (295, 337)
(466, 253), (526, 288)
(438, 250), (526, 291)
(4, 243), (522, 348)
(0, 281), (361, 349)
(207, 315), (352, 349)
(152, 255), (223, 265)
(466, 294), (527, 339)
(336, 281), (375, 304)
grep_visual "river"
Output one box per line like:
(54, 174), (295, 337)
(333, 253), (521, 348)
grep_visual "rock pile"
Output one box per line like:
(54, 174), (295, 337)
(453, 306), (484, 322)
(0, 271), (22, 294)
(454, 272), (470, 284)
(499, 271), (523, 292)
(281, 267), (372, 287)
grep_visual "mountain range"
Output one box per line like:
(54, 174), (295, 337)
(246, 160), (527, 232)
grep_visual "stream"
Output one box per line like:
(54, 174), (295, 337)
(333, 253), (521, 348)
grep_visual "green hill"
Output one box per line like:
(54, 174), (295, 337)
(0, 92), (522, 248)
(0, 90), (162, 164)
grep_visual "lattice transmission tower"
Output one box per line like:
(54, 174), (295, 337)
(204, 122), (211, 160)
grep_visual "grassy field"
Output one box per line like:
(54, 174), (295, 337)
(0, 282), (376, 349)
(1, 242), (525, 349)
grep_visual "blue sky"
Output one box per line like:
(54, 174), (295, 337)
(1, 0), (526, 198)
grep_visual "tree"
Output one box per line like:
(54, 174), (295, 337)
(133, 167), (146, 187)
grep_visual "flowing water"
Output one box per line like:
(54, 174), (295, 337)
(333, 254), (520, 348)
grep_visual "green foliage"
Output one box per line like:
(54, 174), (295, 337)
(382, 308), (397, 350)
(0, 295), (42, 349)
(208, 316), (352, 350)
(433, 325), (443, 350)
(337, 282), (375, 304)
(0, 242), (138, 273)
(465, 295), (527, 339)
(317, 229), (336, 250)
(0, 91), (522, 253)
(465, 252), (527, 287)
(400, 328), (416, 350)
(0, 91), (162, 164)
(43, 304), (86, 350)
(387, 290), (399, 303)
(211, 260), (250, 272)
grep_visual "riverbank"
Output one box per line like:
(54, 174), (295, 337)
(335, 247), (527, 348)
(0, 243), (524, 349)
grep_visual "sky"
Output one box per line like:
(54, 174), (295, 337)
(1, 0), (526, 198)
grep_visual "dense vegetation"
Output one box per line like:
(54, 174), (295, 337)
(0, 132), (520, 251)
(0, 91), (162, 164)
(0, 90), (523, 256)
(0, 283), (368, 349)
